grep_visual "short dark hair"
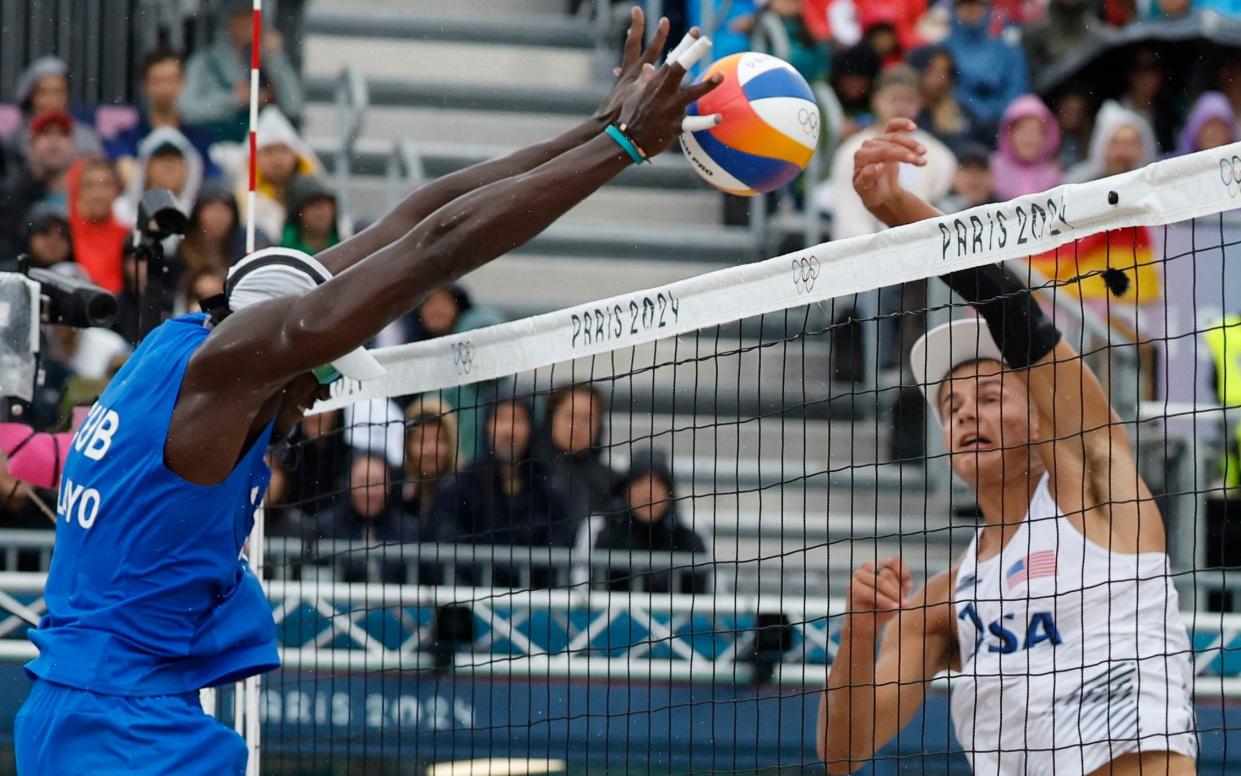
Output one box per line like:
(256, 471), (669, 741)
(141, 49), (182, 79)
(955, 142), (991, 170)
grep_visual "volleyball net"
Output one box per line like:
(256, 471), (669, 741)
(249, 145), (1241, 774)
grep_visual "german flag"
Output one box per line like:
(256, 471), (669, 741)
(1028, 226), (1161, 304)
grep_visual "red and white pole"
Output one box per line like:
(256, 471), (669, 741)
(240, 2), (265, 774)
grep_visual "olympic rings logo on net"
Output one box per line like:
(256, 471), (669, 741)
(450, 340), (476, 375)
(797, 107), (819, 136)
(792, 255), (820, 294)
(1221, 155), (1241, 198)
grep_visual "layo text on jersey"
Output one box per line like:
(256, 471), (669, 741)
(56, 401), (121, 529)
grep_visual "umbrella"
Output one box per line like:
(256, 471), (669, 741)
(1036, 12), (1241, 96)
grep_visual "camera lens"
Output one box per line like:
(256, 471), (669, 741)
(85, 293), (119, 328)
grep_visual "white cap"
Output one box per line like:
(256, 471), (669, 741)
(909, 318), (1004, 426)
(226, 247), (387, 382)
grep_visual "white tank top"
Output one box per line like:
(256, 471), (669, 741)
(948, 473), (1194, 773)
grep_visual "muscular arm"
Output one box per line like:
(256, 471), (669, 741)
(170, 42), (719, 484)
(204, 133), (633, 387)
(316, 8), (673, 276)
(315, 119), (608, 277)
(1020, 343), (1159, 550)
(820, 568), (955, 774)
(854, 119), (1162, 552)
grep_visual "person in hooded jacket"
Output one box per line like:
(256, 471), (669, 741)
(176, 181), (268, 279)
(591, 451), (709, 594)
(280, 175), (343, 255)
(1066, 100), (1158, 183)
(66, 157), (127, 294)
(429, 391), (572, 588)
(111, 127), (204, 233)
(5, 57), (103, 162)
(230, 107), (320, 240)
(1173, 91), (1238, 156)
(178, 1), (304, 141)
(988, 94), (1062, 201)
(940, 0), (1028, 135)
(15, 204), (73, 272)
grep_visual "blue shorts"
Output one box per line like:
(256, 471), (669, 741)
(14, 679), (248, 775)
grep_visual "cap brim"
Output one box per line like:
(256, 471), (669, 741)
(909, 318), (1005, 425)
(228, 248), (387, 382)
(331, 346), (387, 381)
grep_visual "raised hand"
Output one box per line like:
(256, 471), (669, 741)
(847, 556), (913, 631)
(614, 35), (722, 159)
(852, 118), (928, 212)
(594, 8), (674, 125)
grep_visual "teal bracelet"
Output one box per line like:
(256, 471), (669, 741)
(605, 124), (648, 165)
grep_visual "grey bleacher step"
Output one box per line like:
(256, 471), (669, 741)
(694, 507), (966, 555)
(313, 138), (705, 191)
(528, 338), (889, 419)
(306, 74), (604, 116)
(303, 35), (594, 89)
(335, 172), (722, 229)
(463, 254), (729, 314)
(519, 221), (756, 263)
(305, 102), (573, 155)
(601, 412), (886, 468)
(680, 489), (952, 536)
(309, 0), (563, 16)
(305, 7), (594, 49)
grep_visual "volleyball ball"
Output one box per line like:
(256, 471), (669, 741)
(680, 52), (820, 197)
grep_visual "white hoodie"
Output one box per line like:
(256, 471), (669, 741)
(1065, 100), (1158, 184)
(112, 126), (205, 231)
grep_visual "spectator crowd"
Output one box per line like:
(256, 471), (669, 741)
(0, 0), (707, 591)
(4, 0), (1241, 590)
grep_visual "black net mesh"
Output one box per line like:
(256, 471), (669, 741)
(253, 213), (1241, 775)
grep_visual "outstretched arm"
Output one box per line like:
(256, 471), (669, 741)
(315, 7), (677, 276)
(193, 48), (720, 393)
(854, 120), (1161, 552)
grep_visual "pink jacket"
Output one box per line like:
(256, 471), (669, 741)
(989, 94), (1063, 201)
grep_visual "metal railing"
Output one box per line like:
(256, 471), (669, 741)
(0, 569), (1237, 694)
(386, 137), (427, 210)
(333, 64), (368, 230)
(267, 537), (716, 592)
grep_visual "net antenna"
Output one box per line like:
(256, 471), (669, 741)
(237, 1), (265, 774)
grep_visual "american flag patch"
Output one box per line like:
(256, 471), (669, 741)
(1007, 550), (1057, 589)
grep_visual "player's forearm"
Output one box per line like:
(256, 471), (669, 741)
(318, 116), (607, 275)
(869, 189), (942, 229)
(395, 116), (607, 225)
(284, 133), (629, 368)
(823, 617), (880, 773)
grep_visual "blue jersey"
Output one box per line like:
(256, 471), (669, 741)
(26, 314), (279, 696)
